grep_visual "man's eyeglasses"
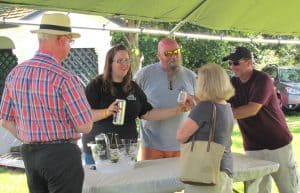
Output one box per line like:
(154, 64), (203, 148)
(114, 58), (131, 64)
(63, 35), (75, 45)
(228, 60), (240, 66)
(164, 48), (181, 57)
(69, 39), (75, 45)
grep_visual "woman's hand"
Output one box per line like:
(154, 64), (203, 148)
(92, 100), (122, 121)
(177, 95), (197, 112)
(176, 103), (189, 113)
(185, 95), (198, 108)
(106, 100), (120, 117)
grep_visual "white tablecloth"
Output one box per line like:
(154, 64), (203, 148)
(83, 153), (279, 193)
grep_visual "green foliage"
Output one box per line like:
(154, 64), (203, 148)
(111, 31), (160, 67)
(111, 31), (127, 46)
(138, 35), (161, 66)
(257, 44), (300, 68)
(111, 22), (300, 72)
(179, 38), (230, 70)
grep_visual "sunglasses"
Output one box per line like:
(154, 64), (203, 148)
(164, 48), (181, 57)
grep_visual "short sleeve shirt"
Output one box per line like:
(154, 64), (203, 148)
(82, 75), (153, 153)
(0, 52), (92, 142)
(134, 63), (197, 151)
(229, 70), (292, 150)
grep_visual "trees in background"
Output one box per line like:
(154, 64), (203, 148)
(111, 21), (300, 74)
(110, 19), (143, 75)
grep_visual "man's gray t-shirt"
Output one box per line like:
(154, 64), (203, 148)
(189, 101), (234, 177)
(134, 63), (196, 151)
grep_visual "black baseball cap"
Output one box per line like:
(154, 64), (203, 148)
(223, 47), (252, 61)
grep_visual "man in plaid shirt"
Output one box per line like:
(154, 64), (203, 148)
(0, 13), (93, 193)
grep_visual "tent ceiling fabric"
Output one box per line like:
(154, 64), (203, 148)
(0, 0), (201, 21)
(0, 0), (300, 36)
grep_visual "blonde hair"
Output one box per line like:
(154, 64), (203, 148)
(196, 64), (235, 102)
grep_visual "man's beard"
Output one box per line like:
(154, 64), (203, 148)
(167, 59), (182, 89)
(168, 59), (182, 74)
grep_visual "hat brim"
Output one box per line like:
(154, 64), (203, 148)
(31, 29), (80, 38)
(223, 54), (243, 62)
(0, 36), (15, 49)
(222, 56), (229, 61)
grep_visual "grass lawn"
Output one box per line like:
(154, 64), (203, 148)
(0, 167), (28, 193)
(0, 112), (299, 193)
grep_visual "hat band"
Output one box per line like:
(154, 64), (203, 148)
(39, 24), (71, 32)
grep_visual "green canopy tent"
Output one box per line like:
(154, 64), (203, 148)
(0, 0), (300, 36)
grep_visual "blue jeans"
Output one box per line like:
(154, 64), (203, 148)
(83, 152), (95, 165)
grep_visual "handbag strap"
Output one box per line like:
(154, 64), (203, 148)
(190, 103), (216, 152)
(207, 103), (217, 152)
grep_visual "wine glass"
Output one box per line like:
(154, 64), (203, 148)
(177, 90), (189, 112)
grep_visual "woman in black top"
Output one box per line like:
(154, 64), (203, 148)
(83, 44), (185, 164)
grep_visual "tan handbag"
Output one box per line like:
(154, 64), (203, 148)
(179, 103), (225, 185)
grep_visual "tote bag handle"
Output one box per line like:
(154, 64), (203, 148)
(190, 103), (216, 152)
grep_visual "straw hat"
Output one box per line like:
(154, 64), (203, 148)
(0, 36), (15, 49)
(31, 13), (80, 38)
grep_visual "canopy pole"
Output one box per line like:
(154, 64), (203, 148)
(2, 19), (300, 45)
(169, 0), (208, 35)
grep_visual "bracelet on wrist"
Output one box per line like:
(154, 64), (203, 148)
(103, 109), (108, 118)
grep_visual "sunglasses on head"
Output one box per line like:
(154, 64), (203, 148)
(164, 48), (181, 57)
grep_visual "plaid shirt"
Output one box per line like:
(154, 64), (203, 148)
(0, 52), (92, 142)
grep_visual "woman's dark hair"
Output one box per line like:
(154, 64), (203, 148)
(100, 44), (132, 96)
